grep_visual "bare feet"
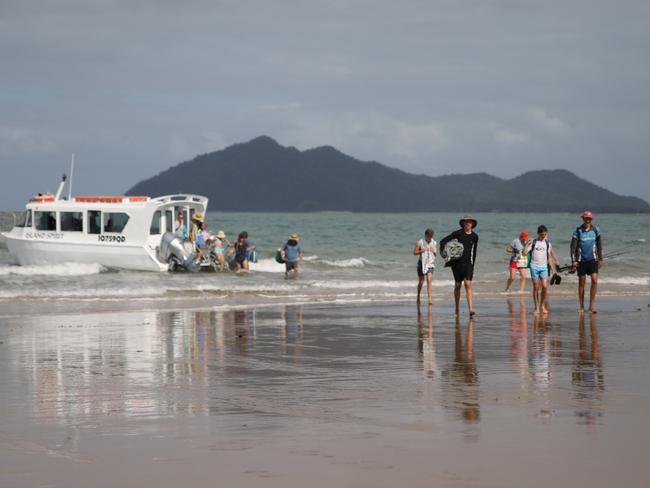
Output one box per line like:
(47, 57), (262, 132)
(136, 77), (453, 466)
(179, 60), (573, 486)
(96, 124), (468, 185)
(578, 307), (585, 314)
(534, 308), (540, 316)
(590, 308), (597, 314)
(469, 310), (476, 317)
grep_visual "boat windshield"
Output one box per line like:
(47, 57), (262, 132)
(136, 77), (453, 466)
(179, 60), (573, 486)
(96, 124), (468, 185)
(15, 210), (32, 228)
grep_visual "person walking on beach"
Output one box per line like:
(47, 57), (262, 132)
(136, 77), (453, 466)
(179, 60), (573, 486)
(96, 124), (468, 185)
(281, 233), (304, 278)
(440, 215), (479, 317)
(524, 225), (556, 316)
(505, 230), (530, 293)
(414, 228), (437, 305)
(571, 210), (603, 314)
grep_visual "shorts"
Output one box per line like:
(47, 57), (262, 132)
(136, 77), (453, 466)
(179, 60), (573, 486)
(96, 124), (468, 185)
(285, 261), (299, 272)
(215, 247), (224, 255)
(451, 263), (474, 283)
(509, 260), (518, 270)
(417, 261), (434, 278)
(577, 260), (598, 276)
(530, 265), (549, 281)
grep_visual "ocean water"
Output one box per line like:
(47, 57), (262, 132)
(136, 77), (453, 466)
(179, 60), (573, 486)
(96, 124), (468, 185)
(1, 212), (648, 313)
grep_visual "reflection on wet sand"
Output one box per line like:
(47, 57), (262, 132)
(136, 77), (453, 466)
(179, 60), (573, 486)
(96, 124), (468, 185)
(508, 298), (529, 382)
(17, 306), (314, 423)
(279, 305), (304, 358)
(573, 313), (605, 424)
(1, 300), (645, 488)
(417, 305), (437, 380)
(442, 317), (480, 425)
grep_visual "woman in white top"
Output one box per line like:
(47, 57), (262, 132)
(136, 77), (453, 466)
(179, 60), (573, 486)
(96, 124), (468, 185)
(414, 228), (437, 306)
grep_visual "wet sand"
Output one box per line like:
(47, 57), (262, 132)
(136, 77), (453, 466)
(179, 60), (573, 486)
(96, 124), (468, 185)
(1, 297), (650, 487)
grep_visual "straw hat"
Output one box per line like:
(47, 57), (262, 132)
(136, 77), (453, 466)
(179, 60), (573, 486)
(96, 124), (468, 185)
(216, 230), (226, 239)
(459, 214), (477, 229)
(290, 233), (300, 241)
(192, 212), (204, 222)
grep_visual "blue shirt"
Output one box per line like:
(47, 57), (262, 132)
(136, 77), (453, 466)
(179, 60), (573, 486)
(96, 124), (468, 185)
(283, 242), (302, 263)
(573, 226), (600, 262)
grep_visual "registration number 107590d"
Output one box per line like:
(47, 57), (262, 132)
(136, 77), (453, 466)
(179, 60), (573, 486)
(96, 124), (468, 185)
(98, 235), (126, 243)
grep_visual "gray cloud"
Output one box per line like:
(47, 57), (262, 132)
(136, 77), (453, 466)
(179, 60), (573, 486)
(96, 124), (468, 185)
(1, 0), (649, 208)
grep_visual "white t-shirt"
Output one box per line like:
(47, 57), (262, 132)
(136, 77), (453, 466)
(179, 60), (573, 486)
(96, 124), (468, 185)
(530, 239), (552, 268)
(418, 238), (437, 271)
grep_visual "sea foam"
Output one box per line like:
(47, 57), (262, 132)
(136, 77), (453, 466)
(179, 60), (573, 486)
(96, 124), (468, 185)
(0, 263), (106, 277)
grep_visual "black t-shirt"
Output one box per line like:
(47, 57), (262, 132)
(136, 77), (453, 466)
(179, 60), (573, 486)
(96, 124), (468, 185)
(439, 229), (479, 267)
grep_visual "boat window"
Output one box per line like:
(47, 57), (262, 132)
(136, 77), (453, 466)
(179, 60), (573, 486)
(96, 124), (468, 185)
(60, 212), (83, 232)
(149, 210), (161, 235)
(165, 210), (173, 233)
(16, 210), (31, 227)
(88, 211), (101, 234)
(103, 212), (130, 233)
(34, 211), (57, 231)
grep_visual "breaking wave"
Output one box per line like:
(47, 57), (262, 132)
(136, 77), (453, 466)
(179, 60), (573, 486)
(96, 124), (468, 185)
(320, 257), (372, 268)
(0, 263), (106, 277)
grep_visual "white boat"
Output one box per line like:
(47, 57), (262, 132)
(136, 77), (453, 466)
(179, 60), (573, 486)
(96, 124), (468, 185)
(2, 176), (208, 272)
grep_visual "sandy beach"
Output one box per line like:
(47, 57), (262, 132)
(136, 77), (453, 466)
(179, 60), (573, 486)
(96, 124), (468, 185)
(1, 295), (650, 487)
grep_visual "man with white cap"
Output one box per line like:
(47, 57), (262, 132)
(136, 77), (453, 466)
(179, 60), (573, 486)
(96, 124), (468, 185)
(440, 215), (479, 317)
(571, 210), (603, 313)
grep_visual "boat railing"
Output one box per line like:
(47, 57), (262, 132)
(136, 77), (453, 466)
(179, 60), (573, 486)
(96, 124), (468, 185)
(150, 194), (208, 205)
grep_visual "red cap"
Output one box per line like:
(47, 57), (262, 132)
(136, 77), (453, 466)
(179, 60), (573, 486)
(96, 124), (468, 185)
(582, 210), (593, 219)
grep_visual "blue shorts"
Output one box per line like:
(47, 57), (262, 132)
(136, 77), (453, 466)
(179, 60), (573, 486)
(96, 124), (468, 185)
(530, 265), (549, 281)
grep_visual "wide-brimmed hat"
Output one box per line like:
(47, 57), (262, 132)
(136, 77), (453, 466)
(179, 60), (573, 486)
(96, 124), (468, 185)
(582, 210), (593, 219)
(289, 233), (300, 241)
(192, 212), (204, 222)
(216, 230), (226, 239)
(459, 214), (477, 229)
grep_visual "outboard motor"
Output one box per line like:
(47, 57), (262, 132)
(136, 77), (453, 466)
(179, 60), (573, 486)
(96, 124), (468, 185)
(159, 232), (200, 272)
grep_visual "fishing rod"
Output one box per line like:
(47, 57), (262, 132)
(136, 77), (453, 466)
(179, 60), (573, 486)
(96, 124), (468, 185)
(552, 243), (641, 282)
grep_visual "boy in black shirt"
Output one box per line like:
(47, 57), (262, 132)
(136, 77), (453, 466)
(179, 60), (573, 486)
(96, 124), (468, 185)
(440, 215), (479, 316)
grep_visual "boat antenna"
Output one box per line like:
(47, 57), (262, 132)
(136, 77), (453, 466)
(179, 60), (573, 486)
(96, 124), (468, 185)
(68, 153), (75, 200)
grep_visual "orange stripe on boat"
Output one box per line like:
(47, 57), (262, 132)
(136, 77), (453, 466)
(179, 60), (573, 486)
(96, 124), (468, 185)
(73, 196), (150, 203)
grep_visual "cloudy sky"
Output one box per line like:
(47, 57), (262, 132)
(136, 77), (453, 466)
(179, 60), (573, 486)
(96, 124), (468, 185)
(1, 0), (649, 208)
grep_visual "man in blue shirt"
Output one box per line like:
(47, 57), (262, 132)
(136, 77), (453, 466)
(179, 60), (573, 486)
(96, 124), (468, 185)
(282, 233), (304, 278)
(570, 210), (603, 314)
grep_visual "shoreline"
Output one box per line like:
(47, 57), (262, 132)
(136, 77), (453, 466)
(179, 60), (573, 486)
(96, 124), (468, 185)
(2, 286), (648, 319)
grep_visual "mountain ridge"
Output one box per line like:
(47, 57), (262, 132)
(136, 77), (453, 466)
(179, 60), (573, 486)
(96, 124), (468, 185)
(126, 136), (650, 213)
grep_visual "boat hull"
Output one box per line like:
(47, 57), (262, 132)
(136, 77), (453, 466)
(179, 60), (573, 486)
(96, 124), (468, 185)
(4, 235), (167, 272)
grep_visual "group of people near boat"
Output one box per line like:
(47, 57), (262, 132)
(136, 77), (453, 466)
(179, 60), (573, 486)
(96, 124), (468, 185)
(414, 211), (603, 316)
(173, 210), (304, 277)
(173, 211), (257, 272)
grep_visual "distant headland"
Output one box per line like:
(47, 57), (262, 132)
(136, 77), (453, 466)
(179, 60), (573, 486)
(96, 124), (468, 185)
(126, 136), (650, 213)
